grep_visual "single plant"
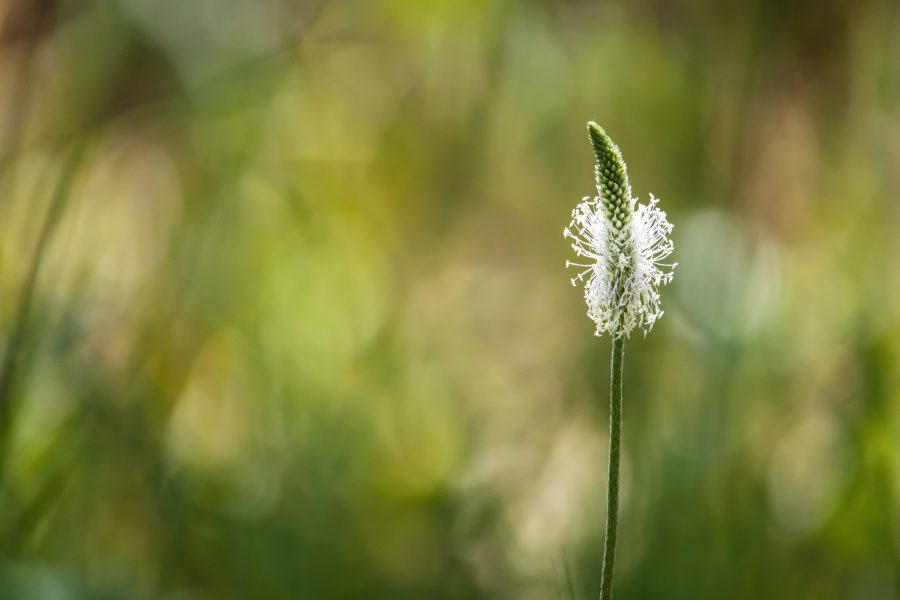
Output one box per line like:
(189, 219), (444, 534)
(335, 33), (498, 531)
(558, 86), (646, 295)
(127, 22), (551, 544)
(564, 122), (676, 599)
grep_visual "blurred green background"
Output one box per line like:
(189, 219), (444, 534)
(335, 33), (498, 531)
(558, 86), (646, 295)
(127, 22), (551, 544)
(1, 0), (899, 598)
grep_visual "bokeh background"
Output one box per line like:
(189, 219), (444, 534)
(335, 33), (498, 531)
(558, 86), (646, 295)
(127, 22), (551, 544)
(1, 0), (899, 598)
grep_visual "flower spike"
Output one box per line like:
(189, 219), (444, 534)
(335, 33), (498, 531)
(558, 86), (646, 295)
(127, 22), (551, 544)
(565, 122), (676, 338)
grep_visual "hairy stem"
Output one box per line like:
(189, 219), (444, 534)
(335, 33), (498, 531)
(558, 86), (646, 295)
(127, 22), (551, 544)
(600, 337), (624, 600)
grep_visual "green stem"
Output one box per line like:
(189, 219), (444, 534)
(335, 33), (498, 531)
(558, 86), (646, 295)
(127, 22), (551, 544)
(600, 337), (624, 600)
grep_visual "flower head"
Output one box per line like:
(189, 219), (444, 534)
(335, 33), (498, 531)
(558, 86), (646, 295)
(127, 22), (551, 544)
(564, 122), (676, 338)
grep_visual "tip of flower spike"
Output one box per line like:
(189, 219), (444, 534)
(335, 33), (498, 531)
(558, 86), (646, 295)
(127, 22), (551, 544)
(586, 121), (612, 161)
(586, 120), (606, 141)
(586, 121), (631, 208)
(586, 122), (621, 164)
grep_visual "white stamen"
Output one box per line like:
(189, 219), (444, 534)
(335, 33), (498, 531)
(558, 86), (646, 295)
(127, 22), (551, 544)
(564, 193), (676, 338)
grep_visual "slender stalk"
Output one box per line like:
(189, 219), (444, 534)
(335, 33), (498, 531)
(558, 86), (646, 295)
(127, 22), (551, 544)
(600, 337), (624, 599)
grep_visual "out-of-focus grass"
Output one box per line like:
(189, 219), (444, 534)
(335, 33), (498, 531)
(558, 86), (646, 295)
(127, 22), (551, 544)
(0, 0), (899, 598)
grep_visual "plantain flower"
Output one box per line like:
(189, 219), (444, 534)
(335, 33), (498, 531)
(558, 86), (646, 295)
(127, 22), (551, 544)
(564, 122), (676, 338)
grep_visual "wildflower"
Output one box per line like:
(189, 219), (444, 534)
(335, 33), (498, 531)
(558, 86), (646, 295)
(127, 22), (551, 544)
(562, 122), (678, 599)
(564, 122), (676, 337)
